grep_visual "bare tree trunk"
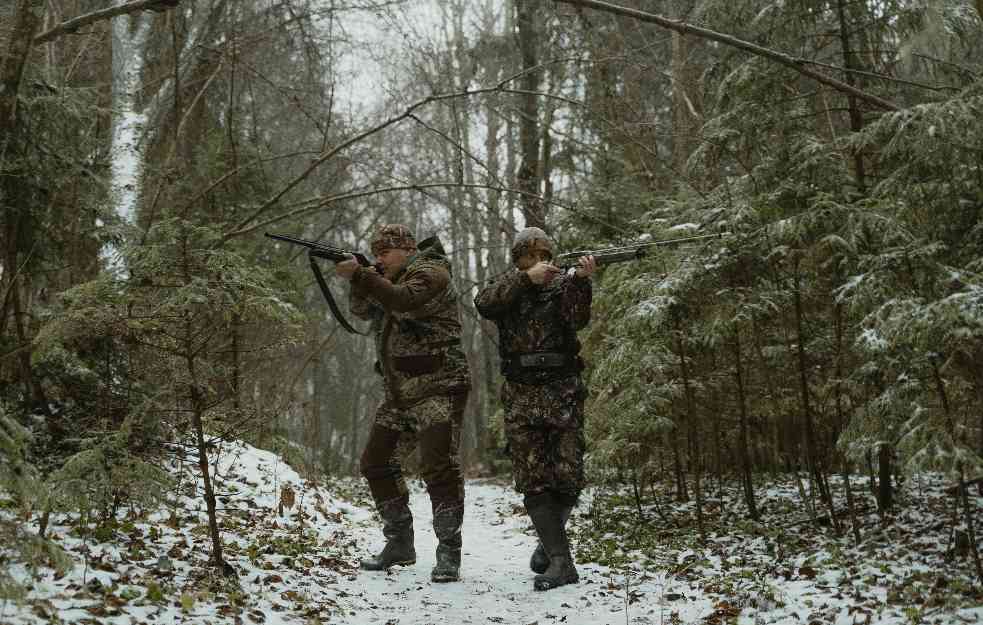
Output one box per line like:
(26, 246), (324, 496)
(732, 326), (759, 521)
(11, 272), (49, 414)
(831, 278), (851, 536)
(877, 443), (893, 512)
(669, 0), (701, 191)
(0, 0), (44, 136)
(670, 429), (688, 502)
(842, 463), (861, 544)
(349, 385), (362, 476)
(177, 222), (227, 572)
(674, 313), (704, 538)
(791, 263), (836, 523)
(931, 360), (983, 583)
(190, 380), (227, 571)
(514, 0), (546, 229)
(0, 1), (45, 366)
(835, 0), (868, 195)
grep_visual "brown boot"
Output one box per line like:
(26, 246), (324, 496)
(360, 495), (416, 570)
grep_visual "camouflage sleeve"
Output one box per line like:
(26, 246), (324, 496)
(560, 274), (592, 330)
(349, 278), (380, 321)
(351, 262), (449, 313)
(474, 269), (533, 320)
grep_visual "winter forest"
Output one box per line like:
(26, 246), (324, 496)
(2, 0), (983, 623)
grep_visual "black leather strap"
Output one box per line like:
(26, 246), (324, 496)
(309, 253), (367, 335)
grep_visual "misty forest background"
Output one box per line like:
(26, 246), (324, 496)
(2, 0), (983, 592)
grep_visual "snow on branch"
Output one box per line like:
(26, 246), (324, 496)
(33, 0), (182, 45)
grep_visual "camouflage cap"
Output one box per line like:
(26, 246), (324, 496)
(371, 224), (416, 256)
(510, 226), (554, 263)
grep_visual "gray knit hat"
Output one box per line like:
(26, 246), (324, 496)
(510, 227), (554, 263)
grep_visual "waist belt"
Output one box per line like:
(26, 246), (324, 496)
(505, 352), (574, 370)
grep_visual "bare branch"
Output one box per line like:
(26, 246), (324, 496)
(33, 0), (182, 46)
(219, 83), (574, 244)
(554, 0), (901, 112)
(227, 181), (630, 240)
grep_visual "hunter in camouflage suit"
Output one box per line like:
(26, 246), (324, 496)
(335, 224), (471, 583)
(474, 227), (596, 591)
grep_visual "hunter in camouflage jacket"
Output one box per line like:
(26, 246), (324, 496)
(474, 231), (592, 499)
(349, 236), (471, 408)
(340, 225), (471, 582)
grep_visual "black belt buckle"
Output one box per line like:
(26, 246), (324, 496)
(518, 352), (566, 368)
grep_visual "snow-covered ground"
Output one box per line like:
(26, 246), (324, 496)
(2, 441), (981, 624)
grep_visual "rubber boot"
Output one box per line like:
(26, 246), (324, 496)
(529, 505), (572, 574)
(430, 503), (463, 582)
(525, 493), (578, 591)
(360, 495), (416, 570)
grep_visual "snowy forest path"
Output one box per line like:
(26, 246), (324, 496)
(340, 480), (672, 625)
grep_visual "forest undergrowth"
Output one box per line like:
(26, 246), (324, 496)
(575, 474), (983, 624)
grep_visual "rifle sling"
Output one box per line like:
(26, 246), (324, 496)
(308, 254), (367, 335)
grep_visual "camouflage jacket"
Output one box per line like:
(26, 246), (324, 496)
(474, 268), (592, 384)
(349, 238), (471, 406)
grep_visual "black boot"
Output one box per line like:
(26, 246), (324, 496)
(525, 493), (578, 591)
(360, 495), (416, 570)
(431, 503), (463, 583)
(529, 505), (572, 574)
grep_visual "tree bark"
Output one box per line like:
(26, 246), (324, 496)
(514, 0), (546, 230)
(732, 326), (759, 521)
(0, 0), (44, 136)
(877, 443), (893, 512)
(835, 0), (868, 194)
(0, 2), (45, 410)
(671, 428), (688, 502)
(791, 262), (835, 521)
(931, 360), (983, 583)
(669, 0), (702, 190)
(674, 312), (704, 538)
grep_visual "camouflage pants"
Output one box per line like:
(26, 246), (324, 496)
(360, 392), (467, 510)
(502, 375), (586, 498)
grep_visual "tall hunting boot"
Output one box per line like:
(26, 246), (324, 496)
(430, 502), (464, 583)
(525, 493), (578, 591)
(529, 504), (573, 574)
(360, 495), (416, 570)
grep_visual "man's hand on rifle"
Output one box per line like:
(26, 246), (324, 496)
(574, 255), (597, 279)
(526, 261), (562, 285)
(335, 256), (359, 280)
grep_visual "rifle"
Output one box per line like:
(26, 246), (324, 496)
(265, 232), (376, 335)
(554, 232), (725, 269)
(265, 232), (373, 267)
